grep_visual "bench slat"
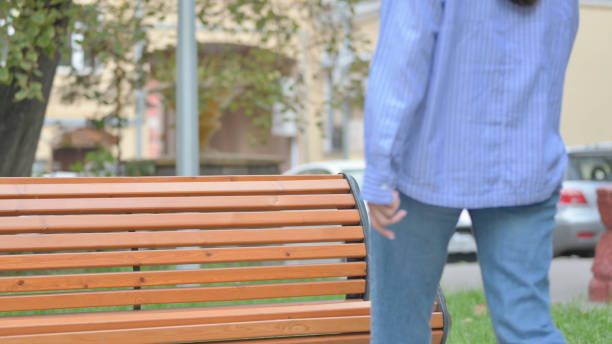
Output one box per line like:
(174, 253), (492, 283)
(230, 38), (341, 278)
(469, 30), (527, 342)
(0, 210), (360, 234)
(0, 180), (350, 199)
(220, 333), (370, 344)
(224, 331), (441, 344)
(0, 244), (366, 271)
(0, 301), (371, 336)
(0, 316), (371, 344)
(220, 330), (446, 344)
(0, 226), (364, 252)
(0, 280), (366, 312)
(0, 194), (355, 216)
(0, 175), (344, 184)
(0, 175), (451, 344)
(0, 305), (444, 337)
(0, 262), (367, 293)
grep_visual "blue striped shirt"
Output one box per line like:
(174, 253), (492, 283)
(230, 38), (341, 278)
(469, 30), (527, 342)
(362, 0), (579, 208)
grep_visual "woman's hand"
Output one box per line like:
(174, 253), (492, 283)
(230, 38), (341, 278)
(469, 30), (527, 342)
(367, 190), (407, 240)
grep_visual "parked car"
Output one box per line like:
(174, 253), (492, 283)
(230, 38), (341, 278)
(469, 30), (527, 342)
(553, 144), (612, 256)
(284, 160), (477, 256)
(285, 147), (612, 257)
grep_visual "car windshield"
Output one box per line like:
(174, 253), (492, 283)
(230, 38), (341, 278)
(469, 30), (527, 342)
(343, 169), (365, 186)
(566, 154), (612, 181)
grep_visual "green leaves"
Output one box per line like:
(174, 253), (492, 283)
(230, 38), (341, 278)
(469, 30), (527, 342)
(25, 24), (40, 41)
(1, 0), (72, 101)
(69, 148), (116, 177)
(145, 0), (367, 145)
(26, 49), (37, 62)
(31, 11), (45, 24)
(1, 0), (369, 151)
(0, 68), (10, 83)
(13, 80), (42, 101)
(14, 88), (29, 102)
(37, 25), (55, 46)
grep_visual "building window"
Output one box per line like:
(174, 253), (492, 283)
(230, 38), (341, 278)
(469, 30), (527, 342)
(331, 125), (344, 153)
(271, 77), (298, 138)
(57, 22), (100, 74)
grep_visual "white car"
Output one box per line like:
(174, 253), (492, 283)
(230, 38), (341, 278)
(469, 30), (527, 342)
(553, 145), (612, 256)
(285, 160), (478, 257)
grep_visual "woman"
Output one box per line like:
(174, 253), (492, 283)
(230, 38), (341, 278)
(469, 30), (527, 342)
(362, 0), (579, 343)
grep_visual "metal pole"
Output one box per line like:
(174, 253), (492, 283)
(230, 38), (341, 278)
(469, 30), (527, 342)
(176, 0), (199, 176)
(176, 0), (200, 276)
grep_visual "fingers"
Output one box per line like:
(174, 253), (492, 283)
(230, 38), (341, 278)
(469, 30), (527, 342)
(377, 191), (401, 218)
(370, 206), (404, 231)
(368, 206), (406, 241)
(366, 190), (406, 240)
(390, 209), (407, 224)
(377, 204), (397, 218)
(370, 213), (396, 240)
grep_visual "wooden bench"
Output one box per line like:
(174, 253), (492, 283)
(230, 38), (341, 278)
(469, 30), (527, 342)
(0, 175), (450, 343)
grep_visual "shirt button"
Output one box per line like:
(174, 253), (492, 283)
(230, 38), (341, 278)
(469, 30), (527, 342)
(381, 183), (389, 190)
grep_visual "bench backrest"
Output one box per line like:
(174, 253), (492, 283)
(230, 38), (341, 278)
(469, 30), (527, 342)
(0, 175), (368, 315)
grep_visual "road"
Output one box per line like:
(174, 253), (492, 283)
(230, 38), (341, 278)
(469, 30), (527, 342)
(441, 256), (596, 304)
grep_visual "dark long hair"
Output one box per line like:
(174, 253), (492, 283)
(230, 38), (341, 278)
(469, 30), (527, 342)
(511, 0), (538, 6)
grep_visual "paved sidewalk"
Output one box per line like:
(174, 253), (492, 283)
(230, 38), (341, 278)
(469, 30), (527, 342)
(440, 256), (595, 304)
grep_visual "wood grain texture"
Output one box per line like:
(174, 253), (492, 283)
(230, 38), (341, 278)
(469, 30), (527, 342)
(0, 180), (350, 199)
(0, 175), (449, 343)
(0, 175), (344, 184)
(0, 226), (364, 252)
(0, 244), (366, 271)
(0, 210), (360, 234)
(218, 333), (371, 344)
(0, 301), (371, 336)
(0, 280), (366, 312)
(0, 306), (444, 339)
(220, 332), (444, 344)
(432, 330), (444, 344)
(192, 331), (445, 344)
(0, 262), (367, 293)
(0, 316), (371, 344)
(0, 194), (355, 216)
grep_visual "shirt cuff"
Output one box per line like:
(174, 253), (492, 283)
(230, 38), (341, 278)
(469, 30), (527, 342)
(360, 166), (396, 205)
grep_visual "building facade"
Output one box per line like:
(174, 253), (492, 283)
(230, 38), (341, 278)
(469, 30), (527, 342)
(37, 1), (612, 174)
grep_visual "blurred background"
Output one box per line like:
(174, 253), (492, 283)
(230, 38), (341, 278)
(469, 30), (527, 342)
(1, 1), (611, 322)
(2, 0), (612, 257)
(1, 2), (612, 262)
(0, 1), (609, 179)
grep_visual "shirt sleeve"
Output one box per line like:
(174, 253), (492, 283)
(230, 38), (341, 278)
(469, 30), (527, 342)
(361, 0), (443, 205)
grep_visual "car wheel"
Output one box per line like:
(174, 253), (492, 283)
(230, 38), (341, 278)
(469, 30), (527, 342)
(591, 166), (608, 181)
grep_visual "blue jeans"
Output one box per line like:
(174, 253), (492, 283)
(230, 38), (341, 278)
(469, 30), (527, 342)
(369, 190), (565, 344)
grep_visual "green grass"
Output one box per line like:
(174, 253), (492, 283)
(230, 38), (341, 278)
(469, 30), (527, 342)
(552, 301), (612, 344)
(445, 289), (612, 344)
(6, 262), (609, 343)
(0, 261), (347, 317)
(444, 290), (497, 343)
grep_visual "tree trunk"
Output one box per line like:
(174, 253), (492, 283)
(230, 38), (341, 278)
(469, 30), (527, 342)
(0, 1), (69, 177)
